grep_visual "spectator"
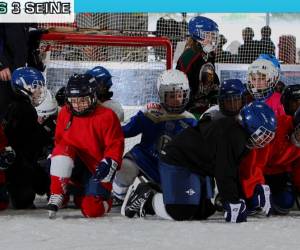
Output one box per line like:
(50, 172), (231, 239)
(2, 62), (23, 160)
(238, 27), (260, 63)
(0, 24), (29, 117)
(259, 26), (275, 56)
(0, 24), (46, 117)
(215, 34), (232, 63)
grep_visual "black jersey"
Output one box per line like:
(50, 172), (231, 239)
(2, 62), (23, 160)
(160, 117), (249, 202)
(176, 48), (219, 114)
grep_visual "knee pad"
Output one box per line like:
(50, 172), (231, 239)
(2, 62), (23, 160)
(50, 155), (74, 178)
(81, 196), (112, 218)
(165, 204), (198, 221)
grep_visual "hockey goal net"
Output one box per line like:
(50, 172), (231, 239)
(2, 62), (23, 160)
(40, 32), (173, 152)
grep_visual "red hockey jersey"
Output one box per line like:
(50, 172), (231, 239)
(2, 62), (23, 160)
(52, 105), (124, 173)
(265, 92), (285, 117)
(240, 115), (300, 198)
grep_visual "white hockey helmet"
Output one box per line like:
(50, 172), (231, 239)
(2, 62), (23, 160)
(35, 89), (58, 118)
(157, 69), (190, 113)
(247, 54), (280, 100)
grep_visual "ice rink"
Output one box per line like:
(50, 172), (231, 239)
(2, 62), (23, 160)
(1, 196), (300, 250)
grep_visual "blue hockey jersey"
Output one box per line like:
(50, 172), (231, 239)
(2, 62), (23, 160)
(122, 102), (197, 183)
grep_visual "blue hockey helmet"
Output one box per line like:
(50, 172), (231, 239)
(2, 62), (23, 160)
(238, 101), (277, 148)
(257, 54), (281, 71)
(218, 79), (247, 116)
(65, 73), (97, 116)
(86, 66), (113, 89)
(11, 67), (47, 107)
(281, 84), (300, 116)
(188, 16), (219, 53)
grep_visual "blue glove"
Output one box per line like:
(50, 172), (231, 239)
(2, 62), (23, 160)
(93, 158), (118, 183)
(249, 184), (272, 216)
(223, 199), (247, 223)
(0, 147), (16, 170)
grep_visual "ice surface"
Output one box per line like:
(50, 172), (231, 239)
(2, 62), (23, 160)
(1, 196), (300, 250)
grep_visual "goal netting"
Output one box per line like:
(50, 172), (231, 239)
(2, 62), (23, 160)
(40, 30), (172, 152)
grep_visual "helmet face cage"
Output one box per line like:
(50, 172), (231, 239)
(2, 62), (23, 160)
(219, 94), (245, 116)
(157, 69), (190, 114)
(238, 101), (277, 148)
(25, 80), (47, 107)
(36, 90), (58, 119)
(67, 95), (97, 116)
(281, 85), (300, 115)
(197, 31), (219, 53)
(248, 126), (275, 148)
(247, 59), (279, 100)
(161, 86), (190, 113)
(12, 67), (47, 107)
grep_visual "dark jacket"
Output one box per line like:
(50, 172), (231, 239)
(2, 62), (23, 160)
(176, 48), (219, 114)
(160, 117), (250, 203)
(0, 23), (28, 71)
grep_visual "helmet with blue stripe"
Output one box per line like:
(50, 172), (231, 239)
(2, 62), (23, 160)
(11, 67), (46, 107)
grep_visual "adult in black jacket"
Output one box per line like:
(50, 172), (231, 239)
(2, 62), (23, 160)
(122, 101), (277, 223)
(1, 67), (50, 209)
(0, 23), (46, 117)
(0, 24), (29, 118)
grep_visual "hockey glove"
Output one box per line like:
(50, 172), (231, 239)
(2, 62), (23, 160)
(249, 184), (272, 216)
(94, 158), (118, 183)
(223, 199), (247, 223)
(0, 147), (16, 170)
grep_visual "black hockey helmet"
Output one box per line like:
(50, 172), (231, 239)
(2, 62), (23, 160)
(55, 86), (66, 107)
(281, 84), (300, 116)
(65, 73), (97, 116)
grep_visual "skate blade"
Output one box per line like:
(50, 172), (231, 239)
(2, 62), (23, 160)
(121, 176), (147, 216)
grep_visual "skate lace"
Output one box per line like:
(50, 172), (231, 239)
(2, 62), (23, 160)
(48, 194), (64, 208)
(128, 191), (151, 217)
